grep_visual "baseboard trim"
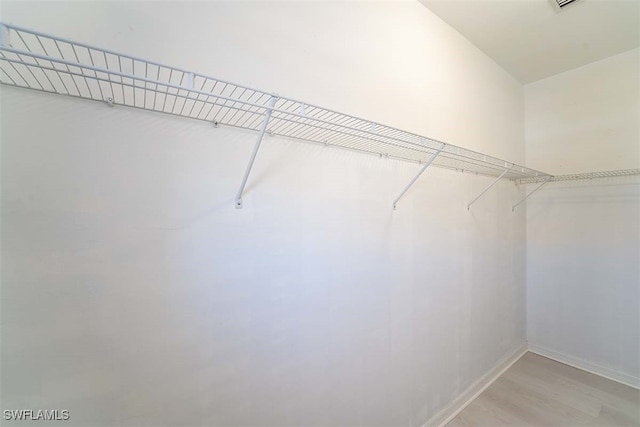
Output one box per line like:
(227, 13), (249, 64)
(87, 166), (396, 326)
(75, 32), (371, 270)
(423, 343), (528, 427)
(528, 343), (640, 390)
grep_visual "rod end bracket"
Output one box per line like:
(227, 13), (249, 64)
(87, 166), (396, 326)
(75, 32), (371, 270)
(235, 198), (243, 209)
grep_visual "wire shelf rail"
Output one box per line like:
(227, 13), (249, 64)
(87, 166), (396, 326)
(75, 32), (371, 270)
(518, 169), (640, 184)
(0, 22), (550, 182)
(2, 23), (638, 209)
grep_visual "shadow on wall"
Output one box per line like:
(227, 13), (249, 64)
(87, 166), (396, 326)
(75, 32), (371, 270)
(527, 180), (640, 204)
(525, 178), (640, 224)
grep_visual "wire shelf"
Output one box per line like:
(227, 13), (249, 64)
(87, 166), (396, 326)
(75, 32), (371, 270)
(2, 23), (636, 187)
(0, 22), (552, 182)
(518, 169), (640, 184)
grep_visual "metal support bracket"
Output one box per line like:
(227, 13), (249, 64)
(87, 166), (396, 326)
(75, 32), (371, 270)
(393, 143), (446, 210)
(467, 167), (510, 211)
(235, 95), (278, 209)
(512, 180), (549, 212)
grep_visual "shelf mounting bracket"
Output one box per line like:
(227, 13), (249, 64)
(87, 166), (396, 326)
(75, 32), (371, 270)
(393, 143), (445, 210)
(512, 179), (550, 212)
(467, 167), (511, 211)
(235, 95), (278, 209)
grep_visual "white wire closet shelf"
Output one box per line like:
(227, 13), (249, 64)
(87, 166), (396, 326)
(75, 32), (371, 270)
(2, 23), (639, 210)
(517, 169), (640, 184)
(0, 22), (549, 182)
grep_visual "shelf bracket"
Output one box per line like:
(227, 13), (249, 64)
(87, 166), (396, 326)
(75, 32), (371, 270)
(467, 167), (510, 211)
(512, 180), (549, 212)
(235, 95), (278, 209)
(393, 143), (445, 210)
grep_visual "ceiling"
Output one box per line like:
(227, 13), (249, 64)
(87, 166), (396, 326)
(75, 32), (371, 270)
(419, 0), (640, 83)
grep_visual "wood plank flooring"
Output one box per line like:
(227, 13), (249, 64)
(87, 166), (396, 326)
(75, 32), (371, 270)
(447, 352), (640, 426)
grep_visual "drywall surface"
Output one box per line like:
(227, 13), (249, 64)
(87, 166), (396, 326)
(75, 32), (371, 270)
(526, 178), (640, 387)
(1, 87), (526, 426)
(525, 48), (639, 174)
(1, 2), (526, 426)
(525, 49), (640, 386)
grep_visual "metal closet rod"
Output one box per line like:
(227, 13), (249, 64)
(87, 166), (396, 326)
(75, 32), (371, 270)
(1, 22), (638, 211)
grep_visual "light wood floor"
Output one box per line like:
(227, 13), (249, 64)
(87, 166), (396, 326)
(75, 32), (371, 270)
(448, 352), (640, 426)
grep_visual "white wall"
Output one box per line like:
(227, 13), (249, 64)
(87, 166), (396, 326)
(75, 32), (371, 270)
(1, 2), (527, 426)
(525, 48), (639, 174)
(525, 48), (640, 387)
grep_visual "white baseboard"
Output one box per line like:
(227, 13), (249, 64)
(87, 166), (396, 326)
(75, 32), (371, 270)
(528, 343), (640, 390)
(423, 343), (528, 427)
